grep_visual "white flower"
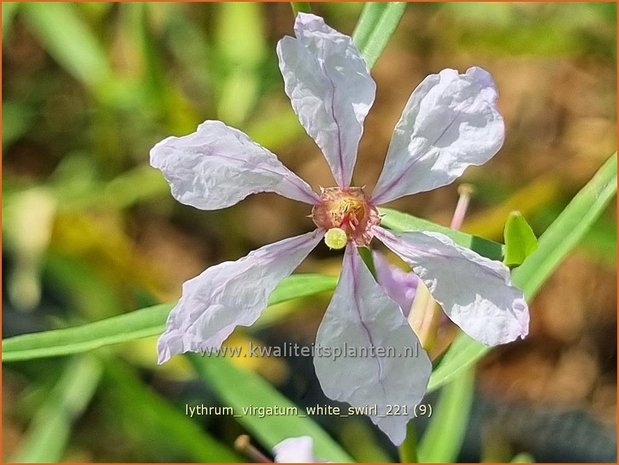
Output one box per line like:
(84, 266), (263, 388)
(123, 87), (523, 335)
(151, 13), (529, 445)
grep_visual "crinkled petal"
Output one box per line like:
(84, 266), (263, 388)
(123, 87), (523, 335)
(157, 230), (324, 364)
(273, 436), (316, 463)
(372, 67), (505, 204)
(374, 227), (529, 346)
(373, 251), (419, 317)
(277, 13), (376, 187)
(150, 120), (319, 210)
(314, 245), (432, 445)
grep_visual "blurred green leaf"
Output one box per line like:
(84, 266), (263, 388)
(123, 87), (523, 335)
(22, 2), (111, 95)
(2, 2), (20, 38)
(101, 164), (170, 210)
(582, 212), (617, 266)
(131, 3), (170, 115)
(418, 368), (474, 462)
(428, 153), (617, 393)
(379, 207), (505, 261)
(215, 2), (266, 125)
(398, 422), (419, 462)
(189, 354), (354, 462)
(2, 274), (337, 362)
(2, 101), (35, 148)
(503, 211), (538, 267)
(340, 420), (391, 462)
(102, 360), (240, 462)
(44, 253), (126, 320)
(290, 2), (311, 16)
(10, 356), (102, 462)
(352, 2), (407, 68)
(245, 105), (305, 150)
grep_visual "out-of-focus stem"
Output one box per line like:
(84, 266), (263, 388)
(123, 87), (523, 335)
(398, 421), (419, 462)
(234, 435), (272, 463)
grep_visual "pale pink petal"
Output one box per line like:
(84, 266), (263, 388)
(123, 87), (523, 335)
(373, 251), (419, 317)
(277, 13), (376, 187)
(273, 436), (316, 463)
(314, 245), (432, 445)
(157, 230), (324, 364)
(150, 120), (318, 210)
(372, 67), (504, 204)
(374, 227), (529, 346)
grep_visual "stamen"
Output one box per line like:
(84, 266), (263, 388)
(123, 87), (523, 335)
(311, 186), (380, 247)
(450, 184), (474, 230)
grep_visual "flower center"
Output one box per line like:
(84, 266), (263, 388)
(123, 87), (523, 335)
(311, 187), (380, 248)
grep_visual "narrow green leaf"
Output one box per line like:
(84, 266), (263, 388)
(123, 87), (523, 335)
(427, 334), (484, 393)
(290, 2), (311, 16)
(352, 2), (407, 68)
(379, 207), (505, 261)
(189, 355), (354, 462)
(102, 360), (241, 462)
(21, 3), (111, 93)
(428, 153), (617, 392)
(3, 304), (171, 363)
(353, 3), (388, 51)
(503, 211), (538, 267)
(10, 356), (102, 462)
(418, 368), (475, 462)
(513, 153), (616, 298)
(2, 274), (337, 362)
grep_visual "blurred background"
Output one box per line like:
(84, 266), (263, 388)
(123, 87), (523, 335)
(2, 2), (616, 462)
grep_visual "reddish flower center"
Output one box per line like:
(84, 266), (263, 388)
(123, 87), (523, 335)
(311, 187), (380, 247)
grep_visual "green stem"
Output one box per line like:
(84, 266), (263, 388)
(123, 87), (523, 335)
(290, 2), (311, 16)
(398, 421), (419, 463)
(357, 246), (377, 277)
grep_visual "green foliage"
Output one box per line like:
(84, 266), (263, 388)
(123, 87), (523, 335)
(418, 369), (475, 462)
(353, 2), (407, 68)
(290, 2), (312, 16)
(2, 274), (337, 362)
(102, 360), (241, 462)
(214, 3), (266, 125)
(503, 211), (538, 267)
(2, 2), (20, 38)
(21, 3), (111, 95)
(379, 208), (505, 261)
(190, 355), (354, 462)
(428, 153), (617, 393)
(10, 356), (102, 462)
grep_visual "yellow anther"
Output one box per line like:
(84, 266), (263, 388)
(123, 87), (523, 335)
(324, 227), (348, 250)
